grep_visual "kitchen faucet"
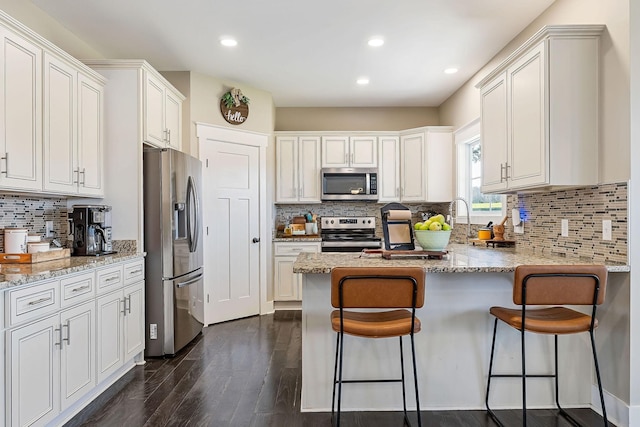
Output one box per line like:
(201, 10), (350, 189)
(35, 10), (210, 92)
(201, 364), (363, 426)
(448, 197), (471, 244)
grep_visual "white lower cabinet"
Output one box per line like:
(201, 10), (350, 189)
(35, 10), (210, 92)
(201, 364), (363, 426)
(3, 257), (145, 427)
(7, 300), (95, 427)
(273, 242), (320, 301)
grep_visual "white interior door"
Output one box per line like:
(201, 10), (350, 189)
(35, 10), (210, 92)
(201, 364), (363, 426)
(201, 139), (260, 324)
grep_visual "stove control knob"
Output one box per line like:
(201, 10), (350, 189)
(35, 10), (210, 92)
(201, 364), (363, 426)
(367, 219), (371, 224)
(330, 220), (334, 224)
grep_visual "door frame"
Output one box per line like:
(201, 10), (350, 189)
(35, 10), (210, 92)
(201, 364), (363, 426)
(196, 123), (272, 324)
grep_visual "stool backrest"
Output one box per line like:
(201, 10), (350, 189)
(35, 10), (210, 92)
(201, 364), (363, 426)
(513, 265), (607, 306)
(331, 267), (425, 309)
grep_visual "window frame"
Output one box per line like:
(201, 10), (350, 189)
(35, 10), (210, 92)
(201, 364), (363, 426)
(454, 119), (505, 225)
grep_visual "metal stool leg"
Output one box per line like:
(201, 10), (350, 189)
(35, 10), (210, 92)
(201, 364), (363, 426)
(410, 331), (422, 427)
(336, 331), (344, 427)
(590, 329), (609, 427)
(332, 332), (340, 419)
(521, 323), (527, 427)
(399, 336), (408, 424)
(485, 318), (503, 426)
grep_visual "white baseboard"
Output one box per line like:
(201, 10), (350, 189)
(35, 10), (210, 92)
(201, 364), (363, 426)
(592, 384), (630, 427)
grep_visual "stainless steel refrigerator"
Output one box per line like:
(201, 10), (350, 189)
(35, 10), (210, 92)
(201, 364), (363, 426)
(143, 148), (204, 357)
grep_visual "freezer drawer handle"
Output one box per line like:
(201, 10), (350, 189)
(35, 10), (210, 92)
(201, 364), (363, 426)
(176, 273), (203, 288)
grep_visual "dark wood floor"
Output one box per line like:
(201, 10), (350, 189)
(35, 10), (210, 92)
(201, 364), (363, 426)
(66, 311), (613, 427)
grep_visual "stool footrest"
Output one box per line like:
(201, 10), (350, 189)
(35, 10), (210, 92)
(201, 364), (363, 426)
(490, 373), (556, 379)
(336, 378), (403, 384)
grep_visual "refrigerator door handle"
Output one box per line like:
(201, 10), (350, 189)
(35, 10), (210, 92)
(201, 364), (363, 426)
(186, 175), (200, 253)
(176, 273), (204, 288)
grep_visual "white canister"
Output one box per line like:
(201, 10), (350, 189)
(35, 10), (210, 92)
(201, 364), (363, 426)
(28, 242), (50, 253)
(4, 228), (28, 253)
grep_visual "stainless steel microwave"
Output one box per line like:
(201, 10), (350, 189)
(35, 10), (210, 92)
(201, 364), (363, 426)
(321, 168), (378, 201)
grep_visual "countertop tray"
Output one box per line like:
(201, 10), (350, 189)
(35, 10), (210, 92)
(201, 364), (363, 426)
(361, 249), (448, 260)
(470, 239), (516, 248)
(0, 248), (71, 264)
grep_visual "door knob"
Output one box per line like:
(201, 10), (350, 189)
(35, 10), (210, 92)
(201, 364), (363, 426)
(252, 237), (260, 243)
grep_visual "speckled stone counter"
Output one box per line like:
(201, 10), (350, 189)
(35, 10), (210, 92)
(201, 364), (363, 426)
(293, 243), (629, 274)
(0, 252), (146, 289)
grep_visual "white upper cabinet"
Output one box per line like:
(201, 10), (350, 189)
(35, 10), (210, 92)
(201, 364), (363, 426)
(0, 25), (42, 192)
(377, 136), (401, 202)
(400, 132), (427, 202)
(276, 136), (321, 203)
(425, 127), (454, 202)
(43, 53), (104, 197)
(321, 136), (377, 168)
(477, 25), (604, 193)
(144, 71), (183, 150)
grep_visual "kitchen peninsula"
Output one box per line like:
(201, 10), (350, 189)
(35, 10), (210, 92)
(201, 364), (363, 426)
(293, 244), (629, 414)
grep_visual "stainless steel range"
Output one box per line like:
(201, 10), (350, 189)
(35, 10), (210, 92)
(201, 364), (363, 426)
(320, 216), (382, 252)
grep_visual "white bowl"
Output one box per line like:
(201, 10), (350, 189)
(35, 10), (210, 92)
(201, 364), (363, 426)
(27, 234), (42, 242)
(27, 242), (50, 253)
(414, 230), (451, 251)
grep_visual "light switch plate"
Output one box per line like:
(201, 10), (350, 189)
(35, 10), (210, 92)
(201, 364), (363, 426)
(603, 219), (612, 241)
(561, 219), (569, 237)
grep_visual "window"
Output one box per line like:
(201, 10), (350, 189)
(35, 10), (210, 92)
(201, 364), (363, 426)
(455, 119), (505, 224)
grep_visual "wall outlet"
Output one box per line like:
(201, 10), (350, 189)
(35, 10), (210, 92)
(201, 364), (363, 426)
(602, 219), (612, 241)
(149, 323), (158, 340)
(561, 219), (569, 237)
(45, 221), (54, 237)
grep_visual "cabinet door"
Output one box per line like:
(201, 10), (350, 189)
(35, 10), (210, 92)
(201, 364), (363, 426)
(508, 42), (547, 189)
(350, 136), (377, 167)
(378, 136), (400, 202)
(321, 136), (349, 168)
(43, 53), (77, 194)
(9, 314), (60, 427)
(0, 28), (42, 191)
(298, 136), (321, 202)
(480, 72), (509, 193)
(124, 281), (145, 360)
(96, 290), (124, 383)
(77, 73), (104, 196)
(425, 128), (453, 201)
(275, 136), (299, 202)
(60, 301), (95, 411)
(143, 73), (166, 148)
(400, 132), (427, 202)
(274, 257), (298, 301)
(165, 89), (182, 151)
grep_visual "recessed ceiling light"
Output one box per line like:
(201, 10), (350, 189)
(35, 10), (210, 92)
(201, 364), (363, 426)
(357, 77), (370, 85)
(220, 38), (238, 47)
(368, 38), (384, 47)
(444, 68), (459, 74)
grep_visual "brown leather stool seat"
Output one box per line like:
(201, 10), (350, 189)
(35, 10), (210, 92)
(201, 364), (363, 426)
(331, 266), (425, 427)
(485, 265), (609, 427)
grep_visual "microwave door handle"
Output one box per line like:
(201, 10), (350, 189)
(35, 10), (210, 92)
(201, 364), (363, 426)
(366, 173), (371, 195)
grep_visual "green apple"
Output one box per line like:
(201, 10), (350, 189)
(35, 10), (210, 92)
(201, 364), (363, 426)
(442, 223), (451, 231)
(434, 214), (446, 224)
(414, 222), (423, 230)
(428, 221), (443, 231)
(419, 221), (431, 230)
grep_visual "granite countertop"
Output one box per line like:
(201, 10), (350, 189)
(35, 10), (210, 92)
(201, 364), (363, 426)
(293, 243), (630, 274)
(273, 234), (322, 242)
(0, 252), (146, 290)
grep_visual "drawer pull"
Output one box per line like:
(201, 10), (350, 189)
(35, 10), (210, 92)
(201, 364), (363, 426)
(28, 297), (52, 306)
(129, 269), (142, 275)
(104, 276), (119, 282)
(71, 285), (90, 293)
(3, 255), (21, 260)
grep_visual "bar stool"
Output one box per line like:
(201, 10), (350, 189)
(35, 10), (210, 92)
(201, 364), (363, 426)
(330, 266), (425, 427)
(485, 265), (609, 427)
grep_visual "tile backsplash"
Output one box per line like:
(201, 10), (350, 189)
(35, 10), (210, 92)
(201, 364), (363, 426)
(275, 182), (628, 264)
(0, 194), (69, 251)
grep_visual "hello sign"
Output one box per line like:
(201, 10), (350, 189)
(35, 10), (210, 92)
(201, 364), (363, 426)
(220, 88), (249, 125)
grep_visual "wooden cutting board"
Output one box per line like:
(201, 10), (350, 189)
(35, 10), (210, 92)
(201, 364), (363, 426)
(0, 248), (71, 264)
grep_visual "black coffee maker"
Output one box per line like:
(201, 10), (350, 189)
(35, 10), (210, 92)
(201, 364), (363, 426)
(71, 205), (115, 256)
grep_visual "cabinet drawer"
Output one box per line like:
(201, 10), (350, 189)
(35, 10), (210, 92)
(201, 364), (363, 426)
(61, 271), (95, 307)
(6, 279), (60, 326)
(274, 243), (320, 256)
(96, 265), (124, 294)
(123, 259), (145, 286)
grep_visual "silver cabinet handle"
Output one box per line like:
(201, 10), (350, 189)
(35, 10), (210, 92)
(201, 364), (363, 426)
(130, 269), (143, 275)
(505, 163), (511, 179)
(62, 320), (71, 345)
(28, 297), (52, 306)
(55, 326), (63, 348)
(500, 163), (505, 182)
(126, 295), (132, 314)
(121, 298), (127, 315)
(71, 285), (90, 293)
(167, 129), (171, 143)
(163, 129), (168, 142)
(1, 152), (7, 174)
(73, 168), (80, 184)
(105, 276), (119, 282)
(350, 152), (354, 164)
(80, 168), (86, 185)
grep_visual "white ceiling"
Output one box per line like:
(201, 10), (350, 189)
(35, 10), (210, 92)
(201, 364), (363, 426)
(32, 0), (555, 107)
